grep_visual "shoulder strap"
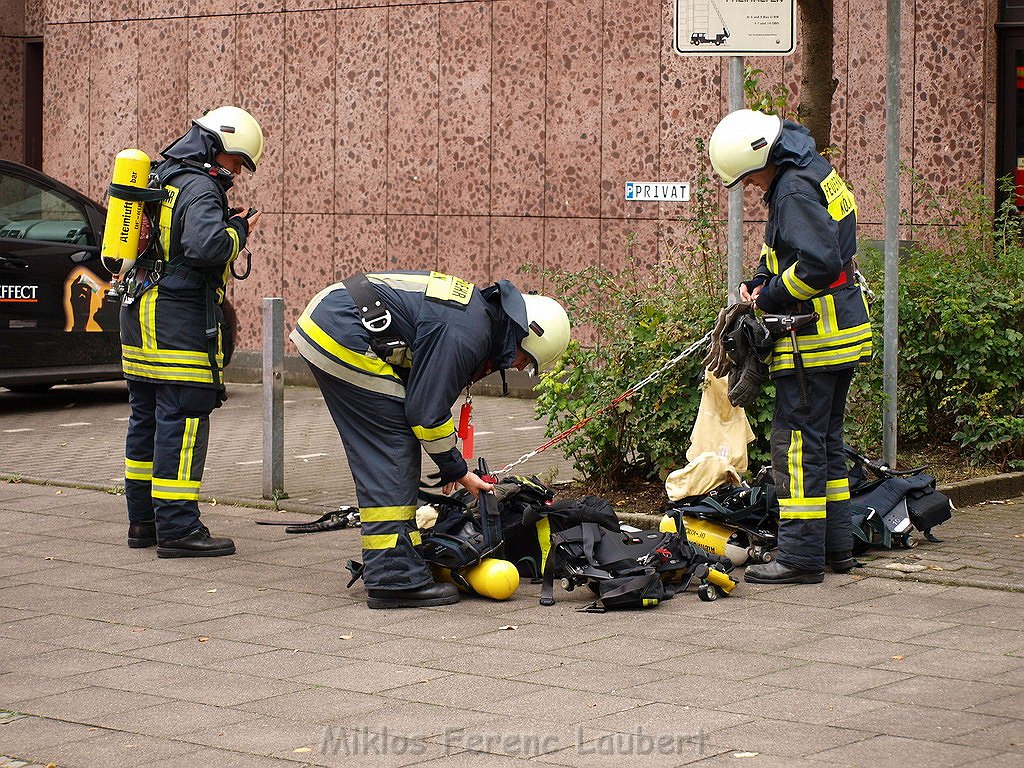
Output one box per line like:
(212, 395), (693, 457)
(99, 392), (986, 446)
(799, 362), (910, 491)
(343, 273), (408, 359)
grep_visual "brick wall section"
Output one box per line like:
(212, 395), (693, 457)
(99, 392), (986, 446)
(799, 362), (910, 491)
(30, 0), (998, 355)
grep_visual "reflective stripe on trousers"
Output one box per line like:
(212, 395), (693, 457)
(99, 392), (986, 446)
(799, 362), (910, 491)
(770, 367), (855, 571)
(307, 364), (433, 591)
(124, 379), (217, 541)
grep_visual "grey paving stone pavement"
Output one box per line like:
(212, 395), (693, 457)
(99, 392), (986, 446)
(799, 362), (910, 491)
(2, 382), (1024, 766)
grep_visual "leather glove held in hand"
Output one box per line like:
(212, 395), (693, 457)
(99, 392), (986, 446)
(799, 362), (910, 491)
(701, 301), (753, 377)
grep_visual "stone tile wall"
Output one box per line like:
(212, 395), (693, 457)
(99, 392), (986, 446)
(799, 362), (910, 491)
(6, 0), (997, 353)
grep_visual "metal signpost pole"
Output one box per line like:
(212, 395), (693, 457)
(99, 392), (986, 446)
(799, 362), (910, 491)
(262, 297), (285, 499)
(727, 56), (745, 304)
(882, 0), (901, 466)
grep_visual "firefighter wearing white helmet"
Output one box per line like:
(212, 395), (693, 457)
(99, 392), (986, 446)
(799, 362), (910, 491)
(290, 272), (570, 609)
(118, 106), (264, 559)
(520, 293), (571, 372)
(708, 109), (783, 187)
(193, 106), (265, 173)
(707, 109), (872, 586)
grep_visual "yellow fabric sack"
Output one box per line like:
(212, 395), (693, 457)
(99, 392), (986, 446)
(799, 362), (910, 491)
(664, 451), (743, 501)
(686, 370), (755, 472)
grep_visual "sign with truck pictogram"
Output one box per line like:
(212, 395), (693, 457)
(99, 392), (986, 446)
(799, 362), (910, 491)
(673, 0), (796, 56)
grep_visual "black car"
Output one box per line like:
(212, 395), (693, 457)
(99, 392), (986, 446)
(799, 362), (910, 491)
(0, 160), (122, 392)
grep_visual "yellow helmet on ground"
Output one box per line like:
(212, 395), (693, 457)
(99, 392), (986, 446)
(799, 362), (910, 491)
(708, 109), (782, 187)
(193, 106), (264, 172)
(520, 294), (570, 372)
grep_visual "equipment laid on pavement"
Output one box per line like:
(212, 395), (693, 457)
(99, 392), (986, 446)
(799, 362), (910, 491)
(845, 448), (953, 551)
(539, 522), (737, 610)
(662, 473), (778, 567)
(255, 507), (360, 533)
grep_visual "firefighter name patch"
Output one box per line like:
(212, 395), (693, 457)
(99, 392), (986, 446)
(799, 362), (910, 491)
(424, 272), (474, 308)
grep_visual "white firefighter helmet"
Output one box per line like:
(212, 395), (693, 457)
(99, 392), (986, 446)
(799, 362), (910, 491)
(708, 109), (783, 187)
(193, 106), (264, 172)
(520, 294), (570, 372)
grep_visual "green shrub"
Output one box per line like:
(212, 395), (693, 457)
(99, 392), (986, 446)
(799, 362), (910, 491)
(534, 157), (1024, 486)
(531, 159), (775, 489)
(850, 177), (1024, 470)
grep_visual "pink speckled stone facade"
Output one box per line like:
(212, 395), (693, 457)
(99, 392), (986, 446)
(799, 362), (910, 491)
(0, 0), (998, 355)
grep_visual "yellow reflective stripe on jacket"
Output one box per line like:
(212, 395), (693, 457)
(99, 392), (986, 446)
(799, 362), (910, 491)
(769, 334), (873, 374)
(826, 478), (851, 501)
(152, 476), (201, 500)
(226, 226), (240, 262)
(779, 497), (827, 519)
(409, 530), (422, 546)
(787, 430), (805, 499)
(290, 329), (407, 399)
(296, 313), (400, 382)
(361, 533), (399, 550)
(413, 418), (458, 453)
(122, 345), (214, 366)
(816, 294), (838, 336)
(121, 359), (217, 385)
(140, 285), (159, 350)
(781, 264), (817, 301)
(360, 506), (416, 523)
(125, 458), (153, 481)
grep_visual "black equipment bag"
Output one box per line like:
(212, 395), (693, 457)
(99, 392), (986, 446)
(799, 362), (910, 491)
(846, 447), (953, 549)
(452, 475), (620, 581)
(539, 523), (732, 612)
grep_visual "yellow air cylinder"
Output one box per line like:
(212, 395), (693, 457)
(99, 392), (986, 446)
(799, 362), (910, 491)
(434, 558), (520, 600)
(681, 516), (750, 566)
(101, 149), (151, 277)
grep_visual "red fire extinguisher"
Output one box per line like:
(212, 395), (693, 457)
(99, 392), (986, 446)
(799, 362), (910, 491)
(456, 393), (474, 459)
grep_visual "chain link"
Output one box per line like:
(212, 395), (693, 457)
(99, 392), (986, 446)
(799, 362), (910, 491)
(495, 330), (713, 476)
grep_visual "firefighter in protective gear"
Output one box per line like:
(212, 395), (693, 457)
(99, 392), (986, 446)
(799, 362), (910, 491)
(120, 106), (263, 557)
(290, 272), (570, 608)
(708, 110), (872, 583)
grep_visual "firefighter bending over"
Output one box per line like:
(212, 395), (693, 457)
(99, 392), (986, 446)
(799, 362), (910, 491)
(290, 272), (570, 609)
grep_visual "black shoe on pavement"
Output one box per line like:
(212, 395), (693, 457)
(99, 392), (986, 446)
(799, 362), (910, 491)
(127, 520), (157, 548)
(156, 525), (235, 558)
(826, 550), (861, 573)
(366, 582), (460, 609)
(744, 560), (824, 584)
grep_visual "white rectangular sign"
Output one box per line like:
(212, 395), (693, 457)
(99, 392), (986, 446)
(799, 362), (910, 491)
(625, 182), (691, 202)
(674, 0), (796, 56)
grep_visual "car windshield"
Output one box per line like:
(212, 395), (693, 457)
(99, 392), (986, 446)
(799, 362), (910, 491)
(0, 172), (90, 243)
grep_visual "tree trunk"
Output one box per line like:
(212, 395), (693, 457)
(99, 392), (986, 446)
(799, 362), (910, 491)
(796, 0), (837, 151)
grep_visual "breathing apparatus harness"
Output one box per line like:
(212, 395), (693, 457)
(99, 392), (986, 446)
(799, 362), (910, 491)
(109, 159), (252, 396)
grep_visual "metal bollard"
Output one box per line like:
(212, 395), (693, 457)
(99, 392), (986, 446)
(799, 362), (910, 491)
(262, 297), (284, 499)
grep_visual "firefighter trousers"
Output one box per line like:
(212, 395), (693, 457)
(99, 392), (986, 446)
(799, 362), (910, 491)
(124, 379), (218, 542)
(770, 367), (855, 571)
(308, 365), (433, 591)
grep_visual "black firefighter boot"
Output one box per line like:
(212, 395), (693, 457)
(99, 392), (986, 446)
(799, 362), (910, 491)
(157, 525), (235, 558)
(366, 582), (460, 609)
(744, 560), (824, 584)
(127, 520), (157, 548)
(826, 551), (861, 573)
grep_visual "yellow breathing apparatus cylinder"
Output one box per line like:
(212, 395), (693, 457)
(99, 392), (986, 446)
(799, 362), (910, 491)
(433, 558), (520, 601)
(660, 514), (750, 566)
(100, 148), (152, 278)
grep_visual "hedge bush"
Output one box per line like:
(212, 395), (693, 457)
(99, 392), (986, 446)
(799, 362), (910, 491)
(533, 175), (1024, 486)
